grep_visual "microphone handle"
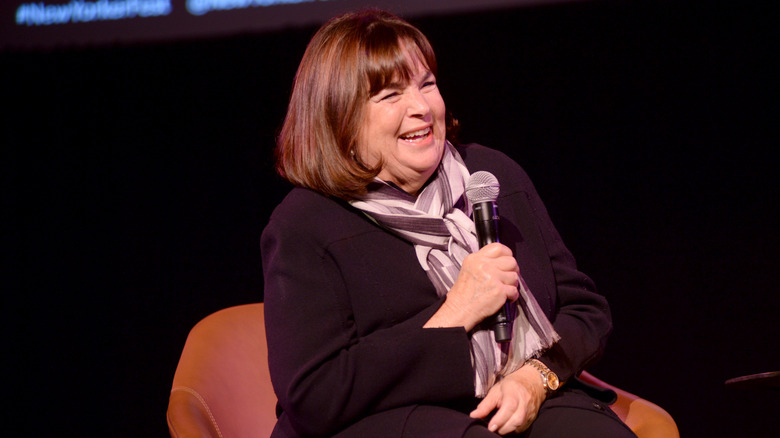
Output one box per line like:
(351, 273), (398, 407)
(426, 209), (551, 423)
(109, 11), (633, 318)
(472, 202), (511, 343)
(492, 305), (511, 343)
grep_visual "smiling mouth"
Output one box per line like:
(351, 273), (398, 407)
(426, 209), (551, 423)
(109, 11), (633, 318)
(400, 127), (432, 142)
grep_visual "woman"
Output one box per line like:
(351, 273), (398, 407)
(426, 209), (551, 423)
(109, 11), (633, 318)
(262, 9), (636, 438)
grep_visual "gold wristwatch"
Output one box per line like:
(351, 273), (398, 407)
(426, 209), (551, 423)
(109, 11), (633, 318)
(526, 359), (560, 393)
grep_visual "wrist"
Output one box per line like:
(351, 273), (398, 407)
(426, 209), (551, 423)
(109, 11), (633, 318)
(424, 298), (475, 331)
(505, 366), (548, 406)
(524, 358), (560, 395)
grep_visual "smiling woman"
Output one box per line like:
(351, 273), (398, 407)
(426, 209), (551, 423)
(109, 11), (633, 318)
(275, 10), (456, 200)
(262, 9), (636, 438)
(359, 57), (446, 195)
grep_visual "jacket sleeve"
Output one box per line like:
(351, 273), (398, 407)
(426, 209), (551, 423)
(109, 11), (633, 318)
(261, 194), (476, 437)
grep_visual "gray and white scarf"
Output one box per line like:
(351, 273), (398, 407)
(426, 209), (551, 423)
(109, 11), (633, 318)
(350, 142), (559, 397)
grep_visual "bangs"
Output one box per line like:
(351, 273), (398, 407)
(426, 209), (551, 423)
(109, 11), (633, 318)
(363, 31), (437, 97)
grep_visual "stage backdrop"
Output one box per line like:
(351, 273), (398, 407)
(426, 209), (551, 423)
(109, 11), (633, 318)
(3, 0), (579, 49)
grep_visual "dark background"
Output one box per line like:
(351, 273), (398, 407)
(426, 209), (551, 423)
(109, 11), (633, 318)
(5, 0), (778, 436)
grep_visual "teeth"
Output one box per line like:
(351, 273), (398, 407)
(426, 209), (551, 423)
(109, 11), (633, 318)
(401, 127), (431, 140)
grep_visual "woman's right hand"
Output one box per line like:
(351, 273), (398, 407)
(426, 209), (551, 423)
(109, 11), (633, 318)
(424, 242), (520, 331)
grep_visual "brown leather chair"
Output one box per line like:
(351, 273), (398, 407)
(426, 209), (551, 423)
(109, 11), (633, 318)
(578, 372), (679, 438)
(167, 303), (679, 438)
(167, 303), (277, 438)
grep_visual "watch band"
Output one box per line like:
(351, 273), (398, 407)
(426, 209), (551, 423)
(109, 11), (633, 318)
(526, 358), (560, 393)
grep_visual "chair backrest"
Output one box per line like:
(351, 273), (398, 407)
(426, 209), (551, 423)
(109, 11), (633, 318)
(167, 303), (679, 438)
(167, 303), (276, 438)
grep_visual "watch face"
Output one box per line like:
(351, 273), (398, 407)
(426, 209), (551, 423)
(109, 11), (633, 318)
(546, 374), (560, 391)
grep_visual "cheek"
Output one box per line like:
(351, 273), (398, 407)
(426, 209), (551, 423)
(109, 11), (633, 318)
(432, 95), (447, 127)
(357, 108), (397, 164)
(368, 106), (400, 137)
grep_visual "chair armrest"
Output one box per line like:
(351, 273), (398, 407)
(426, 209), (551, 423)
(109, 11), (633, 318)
(579, 371), (679, 438)
(167, 387), (222, 438)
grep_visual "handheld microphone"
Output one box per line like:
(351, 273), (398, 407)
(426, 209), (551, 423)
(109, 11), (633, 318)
(465, 171), (511, 342)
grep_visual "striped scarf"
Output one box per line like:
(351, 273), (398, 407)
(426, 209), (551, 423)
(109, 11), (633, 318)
(350, 142), (559, 397)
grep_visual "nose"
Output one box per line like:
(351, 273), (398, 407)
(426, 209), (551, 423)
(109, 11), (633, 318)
(406, 88), (431, 118)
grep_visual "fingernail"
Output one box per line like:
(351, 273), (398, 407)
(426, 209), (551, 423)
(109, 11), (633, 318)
(489, 424), (497, 432)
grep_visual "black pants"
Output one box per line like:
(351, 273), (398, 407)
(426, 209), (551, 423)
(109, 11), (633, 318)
(338, 381), (638, 438)
(462, 386), (637, 438)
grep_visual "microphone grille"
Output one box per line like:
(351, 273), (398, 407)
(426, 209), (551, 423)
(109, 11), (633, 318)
(465, 171), (500, 204)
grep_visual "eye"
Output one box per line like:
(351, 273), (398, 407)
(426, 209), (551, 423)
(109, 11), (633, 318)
(380, 91), (401, 101)
(422, 80), (436, 88)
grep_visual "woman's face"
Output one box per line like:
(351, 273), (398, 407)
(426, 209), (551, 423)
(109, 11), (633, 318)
(357, 53), (446, 196)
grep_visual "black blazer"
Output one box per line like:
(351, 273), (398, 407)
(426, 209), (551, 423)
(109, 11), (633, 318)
(261, 144), (612, 437)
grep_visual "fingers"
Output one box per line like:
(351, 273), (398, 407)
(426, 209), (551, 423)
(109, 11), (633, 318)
(469, 389), (499, 420)
(477, 242), (513, 257)
(442, 243), (522, 330)
(471, 245), (520, 301)
(469, 381), (530, 435)
(466, 243), (519, 286)
(489, 390), (522, 434)
(493, 403), (529, 435)
(493, 368), (547, 434)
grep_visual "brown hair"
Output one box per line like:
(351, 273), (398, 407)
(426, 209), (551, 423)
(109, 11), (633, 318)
(275, 9), (457, 200)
